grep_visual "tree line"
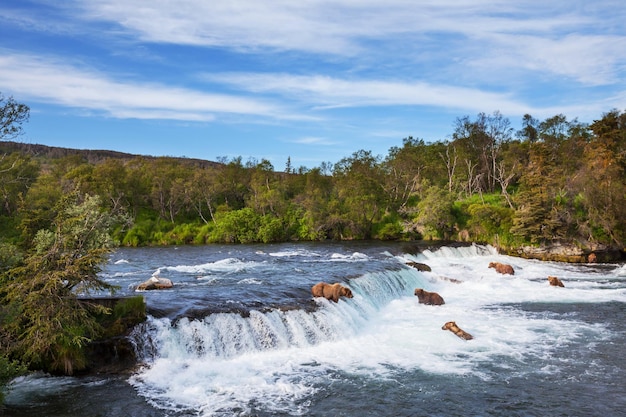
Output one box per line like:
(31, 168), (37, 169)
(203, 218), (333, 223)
(1, 110), (625, 250)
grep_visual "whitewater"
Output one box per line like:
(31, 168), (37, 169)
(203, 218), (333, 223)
(5, 242), (626, 416)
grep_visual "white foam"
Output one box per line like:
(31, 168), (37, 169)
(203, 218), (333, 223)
(269, 249), (322, 258)
(237, 278), (263, 285)
(330, 252), (369, 261)
(129, 245), (623, 415)
(158, 258), (263, 275)
(4, 373), (77, 405)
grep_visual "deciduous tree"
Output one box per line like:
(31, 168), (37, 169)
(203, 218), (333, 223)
(0, 94), (29, 141)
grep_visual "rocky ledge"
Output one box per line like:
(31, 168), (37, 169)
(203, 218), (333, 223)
(504, 242), (625, 263)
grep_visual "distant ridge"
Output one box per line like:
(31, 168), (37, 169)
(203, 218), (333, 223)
(0, 141), (222, 168)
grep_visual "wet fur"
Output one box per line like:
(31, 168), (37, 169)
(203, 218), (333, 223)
(311, 282), (354, 303)
(442, 321), (473, 340)
(548, 276), (565, 287)
(414, 288), (445, 305)
(488, 262), (515, 275)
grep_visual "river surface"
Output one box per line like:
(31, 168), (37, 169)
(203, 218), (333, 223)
(5, 242), (626, 416)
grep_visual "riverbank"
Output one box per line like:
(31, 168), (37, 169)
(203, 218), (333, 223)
(498, 241), (625, 263)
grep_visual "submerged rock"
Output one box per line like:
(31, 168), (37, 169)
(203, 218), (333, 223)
(406, 261), (432, 272)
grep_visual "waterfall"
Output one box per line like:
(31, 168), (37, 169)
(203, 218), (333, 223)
(129, 266), (430, 363)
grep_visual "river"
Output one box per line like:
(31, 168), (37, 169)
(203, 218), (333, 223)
(5, 242), (626, 416)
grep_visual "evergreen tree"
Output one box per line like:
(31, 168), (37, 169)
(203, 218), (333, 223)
(1, 193), (127, 374)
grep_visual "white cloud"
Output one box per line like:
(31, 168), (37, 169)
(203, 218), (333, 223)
(68, 1), (588, 51)
(2, 1), (625, 127)
(0, 53), (307, 121)
(472, 33), (626, 86)
(205, 72), (534, 114)
(290, 136), (336, 146)
(58, 0), (626, 86)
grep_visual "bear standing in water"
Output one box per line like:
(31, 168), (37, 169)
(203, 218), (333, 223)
(414, 288), (445, 305)
(548, 276), (565, 287)
(488, 262), (515, 275)
(311, 282), (354, 303)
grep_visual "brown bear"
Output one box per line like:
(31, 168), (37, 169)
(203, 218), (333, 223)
(488, 262), (515, 275)
(414, 288), (445, 305)
(548, 276), (565, 287)
(587, 253), (597, 263)
(442, 321), (473, 340)
(311, 282), (354, 303)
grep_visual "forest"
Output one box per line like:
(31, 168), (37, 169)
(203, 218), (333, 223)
(0, 93), (625, 390)
(2, 110), (625, 254)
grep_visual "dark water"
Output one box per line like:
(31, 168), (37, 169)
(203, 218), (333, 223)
(4, 242), (626, 416)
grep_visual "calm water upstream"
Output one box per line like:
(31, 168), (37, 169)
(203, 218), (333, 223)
(5, 242), (626, 416)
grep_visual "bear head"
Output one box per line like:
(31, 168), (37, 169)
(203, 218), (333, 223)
(442, 321), (456, 331)
(340, 286), (354, 298)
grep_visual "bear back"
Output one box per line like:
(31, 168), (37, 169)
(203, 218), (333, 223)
(488, 262), (515, 275)
(414, 288), (445, 305)
(311, 282), (353, 302)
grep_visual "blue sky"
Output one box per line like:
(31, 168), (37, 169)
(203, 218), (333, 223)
(1, 1), (625, 169)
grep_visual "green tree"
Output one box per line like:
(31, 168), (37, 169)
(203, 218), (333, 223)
(517, 114), (539, 143)
(412, 186), (456, 239)
(452, 111), (513, 195)
(333, 150), (387, 239)
(510, 143), (564, 243)
(293, 167), (334, 240)
(209, 207), (261, 243)
(574, 110), (626, 245)
(188, 166), (220, 224)
(0, 94), (29, 140)
(0, 153), (39, 216)
(247, 159), (284, 217)
(1, 192), (126, 374)
(384, 137), (434, 210)
(0, 355), (26, 405)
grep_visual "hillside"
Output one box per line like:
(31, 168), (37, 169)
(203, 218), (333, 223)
(0, 140), (222, 169)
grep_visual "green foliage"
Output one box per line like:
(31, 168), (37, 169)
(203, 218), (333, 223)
(372, 214), (404, 240)
(208, 208), (262, 243)
(1, 100), (624, 251)
(193, 224), (213, 245)
(258, 215), (285, 243)
(412, 186), (456, 239)
(466, 203), (514, 243)
(0, 93), (29, 140)
(96, 296), (146, 338)
(0, 354), (27, 404)
(1, 192), (124, 375)
(0, 241), (22, 274)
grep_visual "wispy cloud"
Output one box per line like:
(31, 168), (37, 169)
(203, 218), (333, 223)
(473, 33), (626, 86)
(205, 72), (533, 115)
(0, 52), (308, 121)
(289, 136), (337, 146)
(1, 1), (625, 131)
(58, 0), (626, 86)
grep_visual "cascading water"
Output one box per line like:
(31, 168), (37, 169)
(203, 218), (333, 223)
(130, 267), (430, 364)
(5, 242), (626, 417)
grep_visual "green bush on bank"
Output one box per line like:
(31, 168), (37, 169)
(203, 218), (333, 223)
(0, 355), (27, 405)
